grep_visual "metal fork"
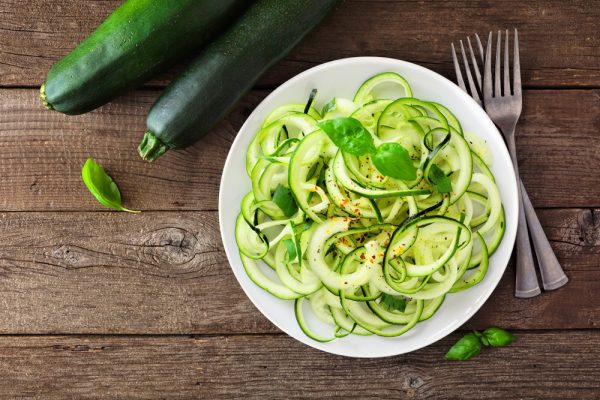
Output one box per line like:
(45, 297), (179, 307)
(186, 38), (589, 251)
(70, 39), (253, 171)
(452, 30), (568, 297)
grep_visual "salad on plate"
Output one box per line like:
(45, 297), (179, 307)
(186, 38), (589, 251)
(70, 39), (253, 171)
(235, 72), (505, 341)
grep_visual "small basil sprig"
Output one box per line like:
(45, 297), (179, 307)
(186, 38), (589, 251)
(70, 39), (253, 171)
(282, 238), (298, 263)
(482, 327), (514, 347)
(272, 184), (298, 217)
(445, 327), (514, 361)
(372, 142), (417, 181)
(428, 164), (452, 193)
(379, 293), (407, 312)
(445, 332), (481, 361)
(321, 98), (337, 115)
(318, 117), (417, 180)
(81, 158), (140, 213)
(318, 117), (376, 156)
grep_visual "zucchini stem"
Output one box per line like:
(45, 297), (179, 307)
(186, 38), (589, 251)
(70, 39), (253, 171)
(138, 131), (169, 162)
(39, 83), (54, 111)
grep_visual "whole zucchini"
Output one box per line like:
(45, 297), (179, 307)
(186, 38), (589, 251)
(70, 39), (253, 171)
(138, 0), (340, 162)
(41, 0), (248, 115)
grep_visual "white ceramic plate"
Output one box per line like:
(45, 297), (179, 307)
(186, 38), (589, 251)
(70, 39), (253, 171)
(219, 57), (518, 358)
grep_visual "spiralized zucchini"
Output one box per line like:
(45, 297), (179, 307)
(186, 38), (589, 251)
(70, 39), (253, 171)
(236, 72), (505, 341)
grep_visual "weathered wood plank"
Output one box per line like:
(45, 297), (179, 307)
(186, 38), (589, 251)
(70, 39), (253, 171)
(0, 88), (261, 212)
(517, 89), (600, 208)
(0, 0), (598, 88)
(0, 89), (598, 211)
(0, 208), (597, 334)
(0, 332), (598, 399)
(0, 211), (274, 335)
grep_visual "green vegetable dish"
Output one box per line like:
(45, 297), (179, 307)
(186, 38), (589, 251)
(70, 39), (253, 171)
(235, 72), (505, 341)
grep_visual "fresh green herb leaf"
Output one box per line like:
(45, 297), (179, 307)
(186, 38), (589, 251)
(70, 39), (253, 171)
(289, 221), (305, 268)
(321, 97), (337, 115)
(293, 220), (313, 235)
(473, 330), (489, 346)
(429, 164), (452, 193)
(446, 327), (513, 360)
(318, 117), (376, 156)
(303, 88), (318, 114)
(445, 332), (482, 361)
(283, 238), (297, 263)
(81, 158), (140, 213)
(482, 327), (514, 347)
(372, 142), (417, 180)
(272, 184), (298, 217)
(379, 293), (407, 312)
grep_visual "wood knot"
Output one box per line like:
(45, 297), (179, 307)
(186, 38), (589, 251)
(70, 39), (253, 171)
(579, 209), (599, 245)
(29, 178), (40, 193)
(142, 227), (198, 265)
(50, 245), (93, 268)
(52, 245), (78, 262)
(408, 375), (424, 389)
(400, 372), (426, 398)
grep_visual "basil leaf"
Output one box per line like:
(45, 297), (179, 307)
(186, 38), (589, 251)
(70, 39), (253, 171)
(473, 330), (489, 346)
(379, 293), (407, 312)
(321, 97), (337, 115)
(81, 158), (140, 213)
(291, 221), (309, 269)
(272, 184), (298, 217)
(482, 327), (514, 347)
(318, 117), (376, 156)
(372, 142), (417, 180)
(445, 332), (482, 361)
(429, 164), (452, 193)
(283, 238), (297, 263)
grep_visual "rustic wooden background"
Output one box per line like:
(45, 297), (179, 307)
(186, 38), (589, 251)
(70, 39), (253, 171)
(0, 0), (599, 398)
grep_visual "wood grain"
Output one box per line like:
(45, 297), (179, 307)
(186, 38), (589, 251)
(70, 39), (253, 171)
(1, 0), (599, 88)
(0, 208), (597, 334)
(1, 1), (597, 397)
(517, 89), (600, 207)
(0, 211), (275, 335)
(0, 331), (598, 399)
(0, 89), (598, 212)
(0, 88), (262, 212)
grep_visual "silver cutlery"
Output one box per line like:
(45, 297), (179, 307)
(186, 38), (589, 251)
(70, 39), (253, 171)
(451, 30), (568, 297)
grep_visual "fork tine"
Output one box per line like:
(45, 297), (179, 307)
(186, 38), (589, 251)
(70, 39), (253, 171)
(451, 43), (467, 93)
(504, 29), (511, 96)
(494, 30), (501, 96)
(467, 36), (482, 93)
(475, 33), (485, 64)
(483, 32), (493, 100)
(459, 40), (481, 104)
(513, 28), (522, 96)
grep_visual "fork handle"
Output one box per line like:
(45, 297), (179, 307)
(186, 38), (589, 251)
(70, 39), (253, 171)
(520, 180), (569, 290)
(506, 134), (541, 298)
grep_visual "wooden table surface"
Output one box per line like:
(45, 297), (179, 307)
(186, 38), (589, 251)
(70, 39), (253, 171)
(1, 1), (599, 398)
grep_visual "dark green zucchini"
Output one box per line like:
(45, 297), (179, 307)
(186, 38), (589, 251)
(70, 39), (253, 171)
(41, 0), (248, 115)
(138, 0), (340, 162)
